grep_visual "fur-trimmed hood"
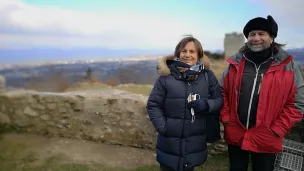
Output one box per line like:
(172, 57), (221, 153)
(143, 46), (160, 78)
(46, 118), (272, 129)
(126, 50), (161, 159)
(157, 54), (212, 76)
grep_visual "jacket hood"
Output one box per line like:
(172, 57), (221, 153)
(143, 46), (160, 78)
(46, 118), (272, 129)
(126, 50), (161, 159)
(157, 54), (212, 76)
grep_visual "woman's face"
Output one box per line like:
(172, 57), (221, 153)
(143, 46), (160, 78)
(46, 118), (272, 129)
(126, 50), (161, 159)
(179, 41), (199, 66)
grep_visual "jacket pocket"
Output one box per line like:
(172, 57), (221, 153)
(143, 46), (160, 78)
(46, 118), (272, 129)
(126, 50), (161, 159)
(206, 114), (221, 143)
(164, 118), (182, 138)
(250, 124), (283, 152)
(224, 121), (245, 146)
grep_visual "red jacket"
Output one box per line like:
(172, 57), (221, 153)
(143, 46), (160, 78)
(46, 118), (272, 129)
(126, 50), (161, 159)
(220, 49), (304, 153)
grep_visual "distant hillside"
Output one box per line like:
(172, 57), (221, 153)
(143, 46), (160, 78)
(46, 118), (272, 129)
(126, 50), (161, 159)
(287, 48), (304, 65)
(0, 57), (228, 92)
(0, 59), (159, 91)
(0, 47), (302, 92)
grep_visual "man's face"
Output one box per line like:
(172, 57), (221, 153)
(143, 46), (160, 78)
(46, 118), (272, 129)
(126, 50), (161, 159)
(247, 30), (273, 52)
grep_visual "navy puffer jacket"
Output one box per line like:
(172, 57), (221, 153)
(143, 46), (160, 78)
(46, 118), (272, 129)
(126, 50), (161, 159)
(146, 55), (223, 171)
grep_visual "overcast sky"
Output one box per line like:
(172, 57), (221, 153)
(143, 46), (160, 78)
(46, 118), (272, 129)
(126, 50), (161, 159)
(0, 0), (303, 51)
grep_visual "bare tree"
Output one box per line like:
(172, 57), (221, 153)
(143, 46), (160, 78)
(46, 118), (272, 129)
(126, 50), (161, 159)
(25, 65), (70, 92)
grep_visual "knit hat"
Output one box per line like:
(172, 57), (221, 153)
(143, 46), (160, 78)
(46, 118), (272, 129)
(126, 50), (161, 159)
(243, 15), (278, 39)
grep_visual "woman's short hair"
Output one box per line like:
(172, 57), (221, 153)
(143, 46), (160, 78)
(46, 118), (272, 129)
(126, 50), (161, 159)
(174, 35), (204, 58)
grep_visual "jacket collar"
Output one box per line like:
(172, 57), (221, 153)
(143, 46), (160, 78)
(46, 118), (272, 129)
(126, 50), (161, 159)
(228, 47), (291, 66)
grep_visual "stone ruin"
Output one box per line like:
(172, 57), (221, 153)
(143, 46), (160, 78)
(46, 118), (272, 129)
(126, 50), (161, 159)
(0, 88), (228, 155)
(224, 32), (245, 58)
(0, 75), (6, 94)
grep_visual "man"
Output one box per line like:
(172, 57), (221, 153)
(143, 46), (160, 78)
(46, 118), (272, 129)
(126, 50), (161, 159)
(220, 15), (304, 171)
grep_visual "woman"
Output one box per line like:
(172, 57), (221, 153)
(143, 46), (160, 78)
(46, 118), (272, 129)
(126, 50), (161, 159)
(146, 36), (223, 171)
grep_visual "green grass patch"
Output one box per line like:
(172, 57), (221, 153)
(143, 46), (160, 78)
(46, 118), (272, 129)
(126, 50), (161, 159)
(0, 124), (25, 134)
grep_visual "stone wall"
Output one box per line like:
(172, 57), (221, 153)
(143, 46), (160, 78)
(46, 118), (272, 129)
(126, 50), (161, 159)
(0, 89), (228, 155)
(0, 75), (6, 94)
(224, 32), (245, 58)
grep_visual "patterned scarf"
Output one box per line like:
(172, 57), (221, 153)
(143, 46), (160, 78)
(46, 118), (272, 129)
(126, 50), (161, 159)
(173, 57), (204, 81)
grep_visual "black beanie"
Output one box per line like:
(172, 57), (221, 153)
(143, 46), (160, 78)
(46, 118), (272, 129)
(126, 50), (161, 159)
(243, 15), (278, 39)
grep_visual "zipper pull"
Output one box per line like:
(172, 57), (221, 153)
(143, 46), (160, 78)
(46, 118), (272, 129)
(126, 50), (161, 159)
(191, 108), (195, 123)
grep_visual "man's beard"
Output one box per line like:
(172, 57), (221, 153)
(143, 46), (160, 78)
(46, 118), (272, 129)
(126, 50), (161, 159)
(248, 42), (271, 52)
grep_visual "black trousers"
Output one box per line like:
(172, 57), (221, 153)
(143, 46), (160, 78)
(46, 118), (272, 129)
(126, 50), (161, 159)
(228, 144), (276, 171)
(160, 165), (194, 171)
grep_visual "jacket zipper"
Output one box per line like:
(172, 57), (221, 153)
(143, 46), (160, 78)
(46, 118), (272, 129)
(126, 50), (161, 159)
(179, 81), (190, 169)
(257, 74), (263, 94)
(243, 56), (272, 129)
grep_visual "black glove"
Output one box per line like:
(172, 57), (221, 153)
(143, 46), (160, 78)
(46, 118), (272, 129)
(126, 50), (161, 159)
(187, 99), (209, 113)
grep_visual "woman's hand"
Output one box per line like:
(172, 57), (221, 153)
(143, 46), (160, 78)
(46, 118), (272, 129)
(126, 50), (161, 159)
(187, 99), (209, 113)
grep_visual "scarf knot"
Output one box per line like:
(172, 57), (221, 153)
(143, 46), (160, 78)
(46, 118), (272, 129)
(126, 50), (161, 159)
(172, 57), (204, 81)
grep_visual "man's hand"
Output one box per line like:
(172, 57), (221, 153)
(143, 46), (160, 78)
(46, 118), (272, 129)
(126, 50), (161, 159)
(187, 99), (208, 113)
(224, 121), (230, 125)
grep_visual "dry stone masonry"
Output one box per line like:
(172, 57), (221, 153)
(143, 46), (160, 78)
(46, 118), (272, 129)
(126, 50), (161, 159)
(0, 75), (6, 94)
(224, 32), (245, 58)
(0, 89), (227, 155)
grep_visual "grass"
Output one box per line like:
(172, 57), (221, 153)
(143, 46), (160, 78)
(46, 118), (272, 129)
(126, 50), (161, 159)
(115, 84), (153, 96)
(64, 81), (154, 96)
(0, 124), (25, 134)
(0, 133), (231, 171)
(64, 82), (112, 92)
(210, 59), (228, 80)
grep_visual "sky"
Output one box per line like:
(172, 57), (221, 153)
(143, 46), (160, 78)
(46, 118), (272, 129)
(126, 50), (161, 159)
(0, 0), (303, 52)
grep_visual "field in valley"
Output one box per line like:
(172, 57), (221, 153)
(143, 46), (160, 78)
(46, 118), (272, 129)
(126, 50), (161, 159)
(64, 59), (229, 96)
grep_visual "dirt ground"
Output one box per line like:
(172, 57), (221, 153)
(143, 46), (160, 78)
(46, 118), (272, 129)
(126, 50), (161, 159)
(1, 133), (157, 168)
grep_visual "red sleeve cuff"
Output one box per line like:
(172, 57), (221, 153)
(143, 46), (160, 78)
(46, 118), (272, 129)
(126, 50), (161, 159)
(270, 124), (285, 138)
(220, 114), (230, 123)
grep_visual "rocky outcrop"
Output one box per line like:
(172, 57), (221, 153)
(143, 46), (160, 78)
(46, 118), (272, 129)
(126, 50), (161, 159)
(0, 89), (227, 154)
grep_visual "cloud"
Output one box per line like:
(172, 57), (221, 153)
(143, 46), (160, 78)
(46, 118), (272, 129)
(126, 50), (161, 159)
(263, 0), (304, 48)
(263, 0), (304, 28)
(246, 0), (304, 48)
(0, 0), (225, 50)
